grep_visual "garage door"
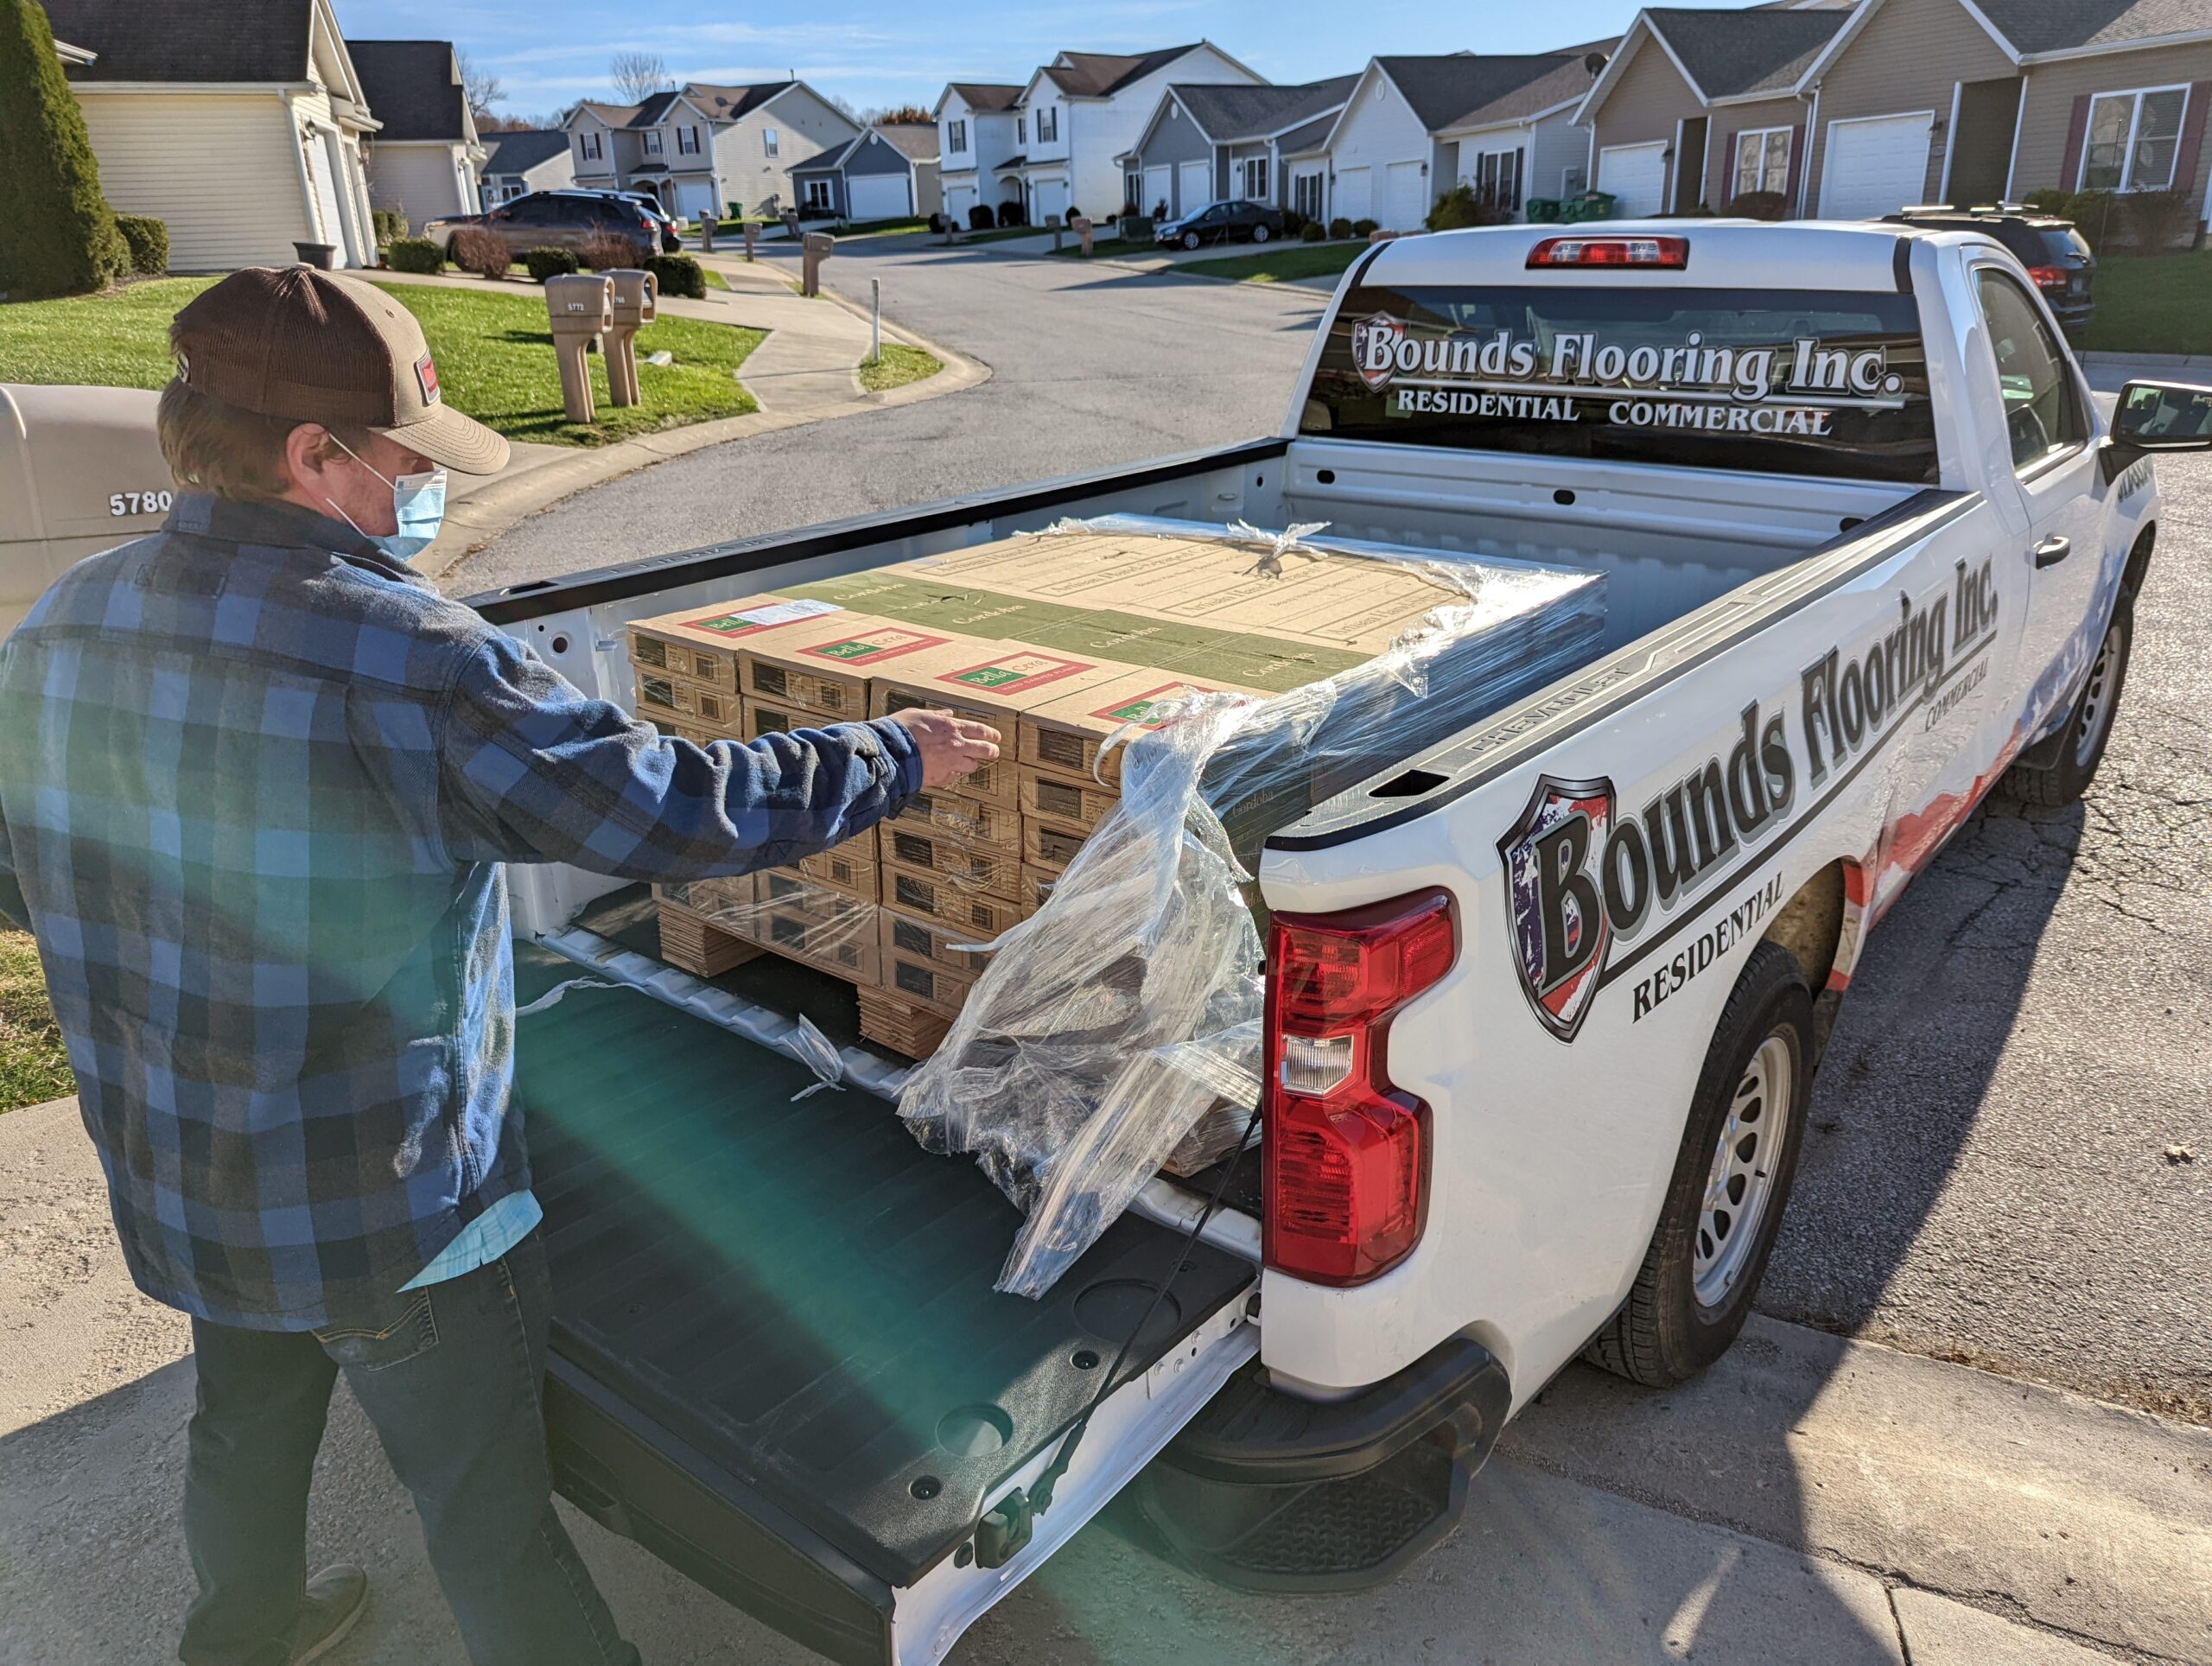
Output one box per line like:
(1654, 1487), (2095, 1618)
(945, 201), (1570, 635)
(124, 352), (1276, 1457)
(1386, 160), (1426, 231)
(1143, 165), (1171, 218)
(1819, 113), (1932, 220)
(1177, 160), (1211, 217)
(944, 181), (976, 224)
(847, 172), (911, 222)
(1335, 165), (1370, 224)
(1032, 175), (1069, 224)
(1597, 143), (1667, 217)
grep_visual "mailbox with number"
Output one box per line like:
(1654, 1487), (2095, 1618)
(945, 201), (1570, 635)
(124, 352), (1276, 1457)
(0, 384), (175, 636)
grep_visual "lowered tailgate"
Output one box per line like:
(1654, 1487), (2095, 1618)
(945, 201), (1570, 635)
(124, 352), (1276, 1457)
(514, 941), (1257, 1664)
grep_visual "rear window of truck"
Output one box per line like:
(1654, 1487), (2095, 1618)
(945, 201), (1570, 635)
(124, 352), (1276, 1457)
(1300, 283), (1937, 485)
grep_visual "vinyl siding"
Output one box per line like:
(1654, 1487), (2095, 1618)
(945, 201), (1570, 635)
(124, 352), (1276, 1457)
(1328, 69), (1438, 228)
(1129, 99), (1214, 181)
(2010, 43), (2212, 216)
(1589, 32), (1705, 210)
(1066, 45), (1260, 216)
(716, 86), (857, 213)
(368, 142), (474, 220)
(1803, 0), (2015, 211)
(74, 91), (314, 272)
(1529, 107), (1592, 203)
(1706, 94), (1810, 207)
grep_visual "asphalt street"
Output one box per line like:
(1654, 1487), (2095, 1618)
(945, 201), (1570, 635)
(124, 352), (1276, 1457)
(457, 238), (1327, 591)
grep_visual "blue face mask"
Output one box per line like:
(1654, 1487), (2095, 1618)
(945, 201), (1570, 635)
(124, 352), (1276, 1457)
(325, 436), (448, 562)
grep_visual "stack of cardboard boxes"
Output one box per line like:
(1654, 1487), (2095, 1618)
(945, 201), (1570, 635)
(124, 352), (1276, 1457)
(620, 525), (1607, 1060)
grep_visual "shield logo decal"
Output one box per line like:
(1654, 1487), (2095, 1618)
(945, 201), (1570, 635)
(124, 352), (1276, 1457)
(1351, 313), (1405, 391)
(1498, 774), (1616, 1042)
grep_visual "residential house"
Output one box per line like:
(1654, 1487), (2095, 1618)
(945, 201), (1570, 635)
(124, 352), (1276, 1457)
(563, 81), (860, 218)
(1001, 43), (1265, 224)
(1574, 7), (1853, 218)
(1320, 54), (1618, 231)
(790, 124), (943, 221)
(935, 82), (1023, 225)
(1792, 0), (2212, 232)
(348, 40), (486, 224)
(43, 0), (380, 270)
(480, 129), (576, 203)
(1120, 76), (1359, 219)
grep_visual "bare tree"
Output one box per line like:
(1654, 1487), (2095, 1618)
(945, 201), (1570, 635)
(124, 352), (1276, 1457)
(608, 50), (674, 105)
(455, 48), (504, 124)
(827, 92), (860, 121)
(861, 104), (934, 126)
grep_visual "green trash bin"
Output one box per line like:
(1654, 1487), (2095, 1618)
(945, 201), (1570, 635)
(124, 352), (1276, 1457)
(1527, 197), (1562, 223)
(1560, 190), (1618, 224)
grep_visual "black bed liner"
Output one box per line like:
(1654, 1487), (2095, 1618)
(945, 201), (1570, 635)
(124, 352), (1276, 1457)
(513, 929), (1256, 1599)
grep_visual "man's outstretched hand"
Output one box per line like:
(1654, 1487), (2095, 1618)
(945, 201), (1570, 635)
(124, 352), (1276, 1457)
(887, 709), (1001, 788)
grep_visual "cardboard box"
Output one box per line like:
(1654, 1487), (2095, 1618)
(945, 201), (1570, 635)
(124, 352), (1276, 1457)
(880, 822), (1020, 900)
(856, 987), (952, 1059)
(1020, 671), (1268, 791)
(880, 861), (1025, 938)
(880, 906), (995, 980)
(734, 880), (880, 982)
(632, 667), (741, 733)
(1022, 817), (1088, 874)
(627, 594), (848, 690)
(740, 614), (969, 721)
(792, 833), (879, 901)
(889, 787), (1020, 854)
(880, 941), (976, 1019)
(868, 641), (1139, 802)
(1019, 768), (1117, 831)
(1020, 862), (1062, 917)
(655, 895), (761, 977)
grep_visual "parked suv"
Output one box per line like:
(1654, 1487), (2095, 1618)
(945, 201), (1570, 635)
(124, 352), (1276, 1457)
(422, 191), (663, 260)
(1155, 199), (1286, 251)
(1887, 207), (2096, 334)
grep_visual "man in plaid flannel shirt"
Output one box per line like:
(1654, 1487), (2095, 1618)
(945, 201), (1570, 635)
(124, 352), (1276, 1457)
(0, 269), (997, 1666)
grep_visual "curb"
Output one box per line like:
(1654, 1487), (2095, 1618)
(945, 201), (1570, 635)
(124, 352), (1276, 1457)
(2077, 349), (2212, 368)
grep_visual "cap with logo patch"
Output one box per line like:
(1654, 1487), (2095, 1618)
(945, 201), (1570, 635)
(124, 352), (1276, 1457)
(171, 266), (510, 475)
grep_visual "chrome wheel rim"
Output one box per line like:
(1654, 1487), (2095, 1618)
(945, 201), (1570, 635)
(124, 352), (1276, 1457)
(1693, 1034), (1791, 1308)
(2073, 622), (2122, 769)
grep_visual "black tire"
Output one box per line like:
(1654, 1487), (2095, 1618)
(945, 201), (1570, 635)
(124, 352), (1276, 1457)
(1995, 592), (2132, 807)
(1586, 941), (1814, 1387)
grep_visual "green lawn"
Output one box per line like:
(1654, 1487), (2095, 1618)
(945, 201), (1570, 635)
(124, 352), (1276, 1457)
(1052, 236), (1159, 259)
(859, 342), (943, 392)
(949, 224), (1050, 245)
(840, 217), (932, 237)
(2080, 249), (2212, 356)
(0, 276), (764, 448)
(0, 930), (72, 1114)
(1177, 241), (1367, 285)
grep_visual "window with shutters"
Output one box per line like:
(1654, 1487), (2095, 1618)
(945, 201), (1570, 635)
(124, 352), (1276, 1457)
(581, 130), (602, 162)
(1732, 128), (1791, 197)
(644, 130), (663, 155)
(677, 126), (701, 156)
(948, 119), (967, 154)
(2082, 86), (2188, 191)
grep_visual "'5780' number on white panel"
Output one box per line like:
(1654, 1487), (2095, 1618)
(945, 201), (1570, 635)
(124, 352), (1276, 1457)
(109, 489), (174, 517)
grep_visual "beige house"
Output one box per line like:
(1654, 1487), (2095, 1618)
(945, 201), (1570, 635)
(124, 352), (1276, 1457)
(347, 40), (486, 225)
(1574, 6), (1854, 216)
(563, 81), (860, 219)
(1794, 0), (2212, 232)
(45, 0), (382, 271)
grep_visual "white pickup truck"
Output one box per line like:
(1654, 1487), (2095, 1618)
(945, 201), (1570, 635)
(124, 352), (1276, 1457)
(459, 222), (2210, 1663)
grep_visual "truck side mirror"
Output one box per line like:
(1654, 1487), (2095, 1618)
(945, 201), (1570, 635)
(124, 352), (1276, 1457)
(2110, 379), (2212, 450)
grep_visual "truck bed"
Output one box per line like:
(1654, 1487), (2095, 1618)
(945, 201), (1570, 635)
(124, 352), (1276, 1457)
(513, 913), (1256, 1604)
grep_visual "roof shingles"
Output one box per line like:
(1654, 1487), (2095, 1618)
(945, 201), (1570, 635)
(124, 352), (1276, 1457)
(1643, 7), (1849, 99)
(1974, 0), (2210, 54)
(42, 0), (312, 83)
(1171, 75), (1359, 141)
(347, 40), (468, 143)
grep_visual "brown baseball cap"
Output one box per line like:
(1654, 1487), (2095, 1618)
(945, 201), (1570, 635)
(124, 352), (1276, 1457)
(171, 266), (509, 474)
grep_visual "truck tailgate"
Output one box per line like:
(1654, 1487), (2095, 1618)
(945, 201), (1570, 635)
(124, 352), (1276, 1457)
(513, 938), (1256, 1659)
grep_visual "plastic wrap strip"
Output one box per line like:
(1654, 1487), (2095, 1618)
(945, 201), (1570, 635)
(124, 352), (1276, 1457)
(898, 519), (1609, 1296)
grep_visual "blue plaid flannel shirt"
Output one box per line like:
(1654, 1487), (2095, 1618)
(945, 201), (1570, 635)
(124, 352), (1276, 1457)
(0, 494), (920, 1332)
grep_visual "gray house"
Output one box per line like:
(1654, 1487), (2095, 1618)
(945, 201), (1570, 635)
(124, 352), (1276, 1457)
(479, 129), (575, 203)
(790, 124), (944, 221)
(1120, 76), (1359, 219)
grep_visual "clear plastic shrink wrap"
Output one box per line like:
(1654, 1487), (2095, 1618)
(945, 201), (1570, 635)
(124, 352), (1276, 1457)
(897, 518), (1606, 1297)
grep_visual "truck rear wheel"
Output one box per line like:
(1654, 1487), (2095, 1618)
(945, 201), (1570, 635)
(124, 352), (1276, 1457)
(1995, 593), (2133, 808)
(1586, 941), (1813, 1387)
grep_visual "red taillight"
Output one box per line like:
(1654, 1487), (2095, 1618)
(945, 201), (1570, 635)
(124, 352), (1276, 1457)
(1527, 234), (1689, 270)
(2025, 264), (2068, 289)
(1263, 889), (1456, 1287)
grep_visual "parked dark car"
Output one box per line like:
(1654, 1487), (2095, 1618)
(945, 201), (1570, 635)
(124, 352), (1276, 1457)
(1154, 199), (1286, 251)
(610, 192), (687, 252)
(422, 191), (663, 260)
(1887, 207), (2096, 334)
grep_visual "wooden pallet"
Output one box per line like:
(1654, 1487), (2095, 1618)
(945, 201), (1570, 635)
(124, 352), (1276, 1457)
(855, 988), (954, 1059)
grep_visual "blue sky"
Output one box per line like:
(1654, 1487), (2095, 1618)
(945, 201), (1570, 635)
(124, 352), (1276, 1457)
(330, 0), (1647, 121)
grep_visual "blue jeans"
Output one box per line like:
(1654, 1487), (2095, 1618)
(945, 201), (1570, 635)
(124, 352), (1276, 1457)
(178, 1232), (639, 1666)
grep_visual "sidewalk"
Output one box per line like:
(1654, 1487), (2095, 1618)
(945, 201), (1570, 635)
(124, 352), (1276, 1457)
(363, 264), (987, 584)
(3, 1091), (2203, 1665)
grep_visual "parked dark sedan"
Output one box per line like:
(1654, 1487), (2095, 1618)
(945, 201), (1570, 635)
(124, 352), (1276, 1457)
(423, 191), (664, 260)
(1888, 207), (2097, 335)
(1154, 199), (1287, 251)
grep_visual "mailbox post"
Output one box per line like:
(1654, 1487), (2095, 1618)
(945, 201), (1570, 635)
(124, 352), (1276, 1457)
(801, 232), (834, 297)
(741, 220), (760, 261)
(698, 213), (717, 253)
(543, 272), (614, 423)
(604, 269), (658, 408)
(1046, 213), (1064, 251)
(1072, 215), (1094, 256)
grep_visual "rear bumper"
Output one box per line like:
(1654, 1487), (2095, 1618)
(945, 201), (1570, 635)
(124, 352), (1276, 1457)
(1136, 1335), (1511, 1591)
